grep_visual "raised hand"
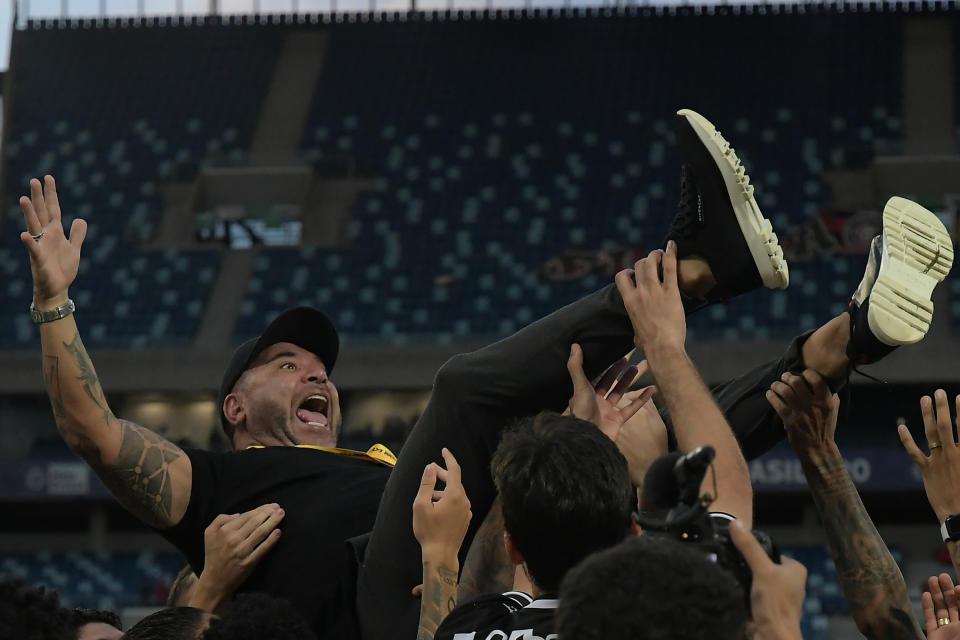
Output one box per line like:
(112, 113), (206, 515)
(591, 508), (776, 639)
(614, 398), (668, 489)
(19, 175), (87, 308)
(565, 343), (656, 441)
(614, 240), (686, 354)
(190, 503), (286, 613)
(924, 574), (960, 640)
(899, 391), (960, 523)
(413, 448), (472, 562)
(765, 369), (839, 455)
(413, 448), (472, 640)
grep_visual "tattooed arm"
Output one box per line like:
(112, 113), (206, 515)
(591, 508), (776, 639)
(413, 449), (472, 640)
(768, 371), (922, 640)
(21, 176), (192, 530)
(457, 496), (514, 602)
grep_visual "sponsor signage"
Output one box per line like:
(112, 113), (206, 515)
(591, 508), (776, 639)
(750, 446), (923, 492)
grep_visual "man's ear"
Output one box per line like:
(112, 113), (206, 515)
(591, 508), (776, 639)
(223, 393), (245, 433)
(630, 518), (643, 536)
(504, 532), (525, 566)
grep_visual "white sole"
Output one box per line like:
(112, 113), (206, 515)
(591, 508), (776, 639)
(677, 108), (789, 290)
(867, 197), (953, 345)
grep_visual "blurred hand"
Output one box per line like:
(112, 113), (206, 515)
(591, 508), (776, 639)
(730, 520), (805, 640)
(765, 369), (839, 455)
(190, 503), (285, 613)
(614, 240), (686, 354)
(565, 344), (656, 441)
(413, 448), (472, 562)
(19, 175), (87, 309)
(899, 391), (960, 523)
(614, 398), (668, 488)
(924, 573), (960, 640)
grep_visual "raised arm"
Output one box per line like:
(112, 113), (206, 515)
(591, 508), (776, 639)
(413, 448), (472, 640)
(615, 242), (753, 523)
(769, 370), (921, 640)
(899, 391), (960, 582)
(20, 175), (191, 529)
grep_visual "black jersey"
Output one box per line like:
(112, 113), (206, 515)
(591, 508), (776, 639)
(435, 592), (558, 640)
(157, 446), (392, 638)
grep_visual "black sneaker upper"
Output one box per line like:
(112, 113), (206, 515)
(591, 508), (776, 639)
(665, 116), (763, 302)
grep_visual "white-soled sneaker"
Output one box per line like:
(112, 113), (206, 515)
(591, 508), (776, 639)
(847, 197), (954, 364)
(665, 109), (788, 302)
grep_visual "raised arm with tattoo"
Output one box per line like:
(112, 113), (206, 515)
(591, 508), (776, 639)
(768, 369), (921, 640)
(20, 175), (192, 529)
(615, 241), (753, 523)
(899, 391), (960, 582)
(412, 448), (472, 640)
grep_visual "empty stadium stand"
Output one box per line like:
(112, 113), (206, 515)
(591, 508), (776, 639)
(0, 10), (932, 350)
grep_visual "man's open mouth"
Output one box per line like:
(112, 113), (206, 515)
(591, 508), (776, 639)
(296, 394), (329, 428)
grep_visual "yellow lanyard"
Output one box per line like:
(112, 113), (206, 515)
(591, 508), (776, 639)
(245, 443), (397, 467)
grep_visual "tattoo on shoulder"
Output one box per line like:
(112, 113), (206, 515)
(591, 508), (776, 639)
(90, 420), (184, 529)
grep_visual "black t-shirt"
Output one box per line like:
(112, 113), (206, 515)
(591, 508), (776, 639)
(435, 592), (558, 640)
(158, 446), (392, 638)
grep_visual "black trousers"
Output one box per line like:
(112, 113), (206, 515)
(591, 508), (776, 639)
(354, 283), (813, 640)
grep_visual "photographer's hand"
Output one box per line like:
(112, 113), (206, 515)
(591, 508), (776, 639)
(729, 520), (805, 640)
(768, 369), (921, 640)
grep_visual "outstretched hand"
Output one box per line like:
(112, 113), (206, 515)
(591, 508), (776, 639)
(566, 343), (657, 441)
(413, 448), (472, 562)
(19, 175), (87, 308)
(923, 574), (960, 640)
(899, 391), (960, 523)
(765, 369), (839, 455)
(614, 240), (686, 353)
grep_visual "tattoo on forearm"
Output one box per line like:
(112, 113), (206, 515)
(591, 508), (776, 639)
(63, 332), (111, 423)
(43, 355), (66, 419)
(417, 562), (459, 640)
(44, 330), (184, 529)
(801, 455), (921, 640)
(458, 500), (513, 601)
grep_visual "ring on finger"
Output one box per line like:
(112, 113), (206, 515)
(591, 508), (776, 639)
(30, 229), (44, 241)
(938, 618), (951, 627)
(930, 442), (943, 451)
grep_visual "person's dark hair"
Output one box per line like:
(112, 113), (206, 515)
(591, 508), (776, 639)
(68, 608), (122, 635)
(166, 565), (198, 607)
(491, 412), (633, 592)
(123, 606), (207, 640)
(201, 593), (317, 640)
(0, 577), (72, 640)
(557, 536), (748, 640)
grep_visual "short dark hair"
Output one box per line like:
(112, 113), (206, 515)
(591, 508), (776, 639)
(68, 608), (122, 635)
(491, 412), (633, 592)
(201, 593), (317, 640)
(0, 578), (72, 640)
(557, 536), (748, 640)
(123, 606), (207, 640)
(166, 565), (198, 607)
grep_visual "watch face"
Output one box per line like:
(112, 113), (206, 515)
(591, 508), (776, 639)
(947, 516), (960, 539)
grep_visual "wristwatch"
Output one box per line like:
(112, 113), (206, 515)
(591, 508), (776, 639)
(941, 515), (960, 542)
(29, 299), (76, 324)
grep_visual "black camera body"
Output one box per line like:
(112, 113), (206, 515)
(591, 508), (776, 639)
(634, 446), (780, 608)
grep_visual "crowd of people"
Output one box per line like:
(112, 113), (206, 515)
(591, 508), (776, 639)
(4, 108), (959, 640)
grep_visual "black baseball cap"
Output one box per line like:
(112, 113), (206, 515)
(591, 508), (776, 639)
(218, 307), (339, 440)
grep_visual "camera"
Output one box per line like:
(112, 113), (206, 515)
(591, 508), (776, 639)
(633, 446), (780, 608)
